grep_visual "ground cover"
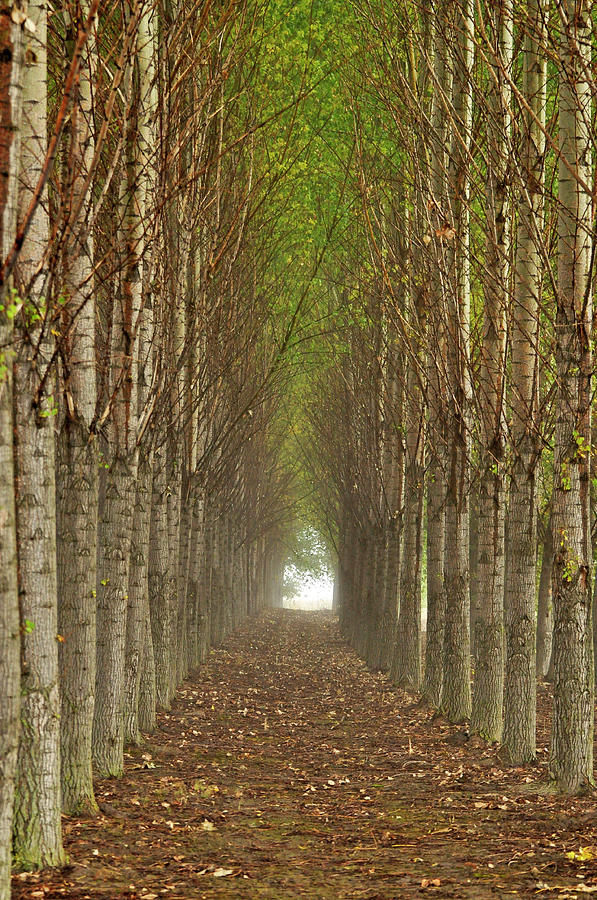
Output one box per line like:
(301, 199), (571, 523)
(13, 611), (597, 900)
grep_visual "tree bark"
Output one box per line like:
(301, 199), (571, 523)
(166, 433), (182, 698)
(92, 4), (142, 774)
(503, 0), (546, 764)
(440, 0), (473, 724)
(422, 1), (449, 709)
(393, 331), (425, 690)
(93, 449), (138, 775)
(124, 449), (153, 744)
(123, 0), (156, 746)
(536, 512), (553, 678)
(549, 0), (593, 794)
(56, 0), (98, 815)
(12, 0), (65, 868)
(138, 607), (156, 733)
(423, 449), (445, 707)
(149, 445), (171, 708)
(0, 8), (22, 896)
(471, 0), (512, 742)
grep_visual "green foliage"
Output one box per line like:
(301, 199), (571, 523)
(241, 1), (413, 569)
(573, 430), (591, 460)
(562, 557), (578, 583)
(283, 526), (333, 599)
(0, 287), (22, 332)
(39, 395), (58, 419)
(560, 461), (571, 492)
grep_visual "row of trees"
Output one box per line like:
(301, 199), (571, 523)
(305, 0), (596, 796)
(0, 0), (311, 895)
(2, 0), (595, 895)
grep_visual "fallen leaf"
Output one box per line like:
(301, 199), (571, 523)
(566, 846), (595, 862)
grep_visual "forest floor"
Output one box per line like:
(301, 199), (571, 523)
(12, 611), (597, 900)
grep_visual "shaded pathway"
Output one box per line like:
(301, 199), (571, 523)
(14, 612), (597, 899)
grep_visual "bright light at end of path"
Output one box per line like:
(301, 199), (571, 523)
(283, 575), (334, 611)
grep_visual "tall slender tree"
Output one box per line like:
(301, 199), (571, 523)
(12, 0), (65, 867)
(549, 0), (593, 794)
(92, 1), (141, 777)
(471, 0), (512, 742)
(502, 0), (547, 764)
(0, 8), (23, 896)
(440, 0), (473, 724)
(56, 0), (99, 815)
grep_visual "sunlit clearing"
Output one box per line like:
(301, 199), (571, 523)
(283, 567), (333, 611)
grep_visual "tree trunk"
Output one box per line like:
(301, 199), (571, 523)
(167, 437), (182, 698)
(176, 477), (191, 683)
(0, 8), (23, 896)
(379, 519), (400, 672)
(0, 360), (20, 884)
(56, 0), (98, 814)
(123, 450), (153, 744)
(12, 376), (64, 861)
(423, 450), (445, 707)
(199, 516), (213, 659)
(149, 446), (171, 708)
(536, 513), (553, 678)
(379, 353), (403, 673)
(93, 449), (138, 776)
(469, 495), (480, 658)
(12, 0), (65, 868)
(57, 424), (98, 813)
(197, 496), (211, 662)
(471, 0), (512, 743)
(122, 0), (155, 746)
(184, 482), (200, 670)
(422, 1), (449, 710)
(503, 0), (546, 764)
(92, 6), (143, 773)
(393, 355), (424, 691)
(440, 0), (473, 724)
(549, 0), (593, 794)
(368, 525), (386, 669)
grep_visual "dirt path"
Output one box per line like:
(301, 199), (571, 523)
(13, 611), (597, 899)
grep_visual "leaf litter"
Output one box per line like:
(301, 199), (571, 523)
(12, 610), (597, 899)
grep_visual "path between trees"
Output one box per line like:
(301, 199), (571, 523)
(13, 612), (597, 900)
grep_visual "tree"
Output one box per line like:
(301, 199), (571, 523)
(12, 0), (65, 867)
(502, 0), (547, 764)
(92, 0), (144, 777)
(440, 0), (474, 724)
(422, 0), (451, 708)
(470, 0), (512, 743)
(549, 0), (593, 794)
(56, 0), (100, 816)
(0, 7), (23, 896)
